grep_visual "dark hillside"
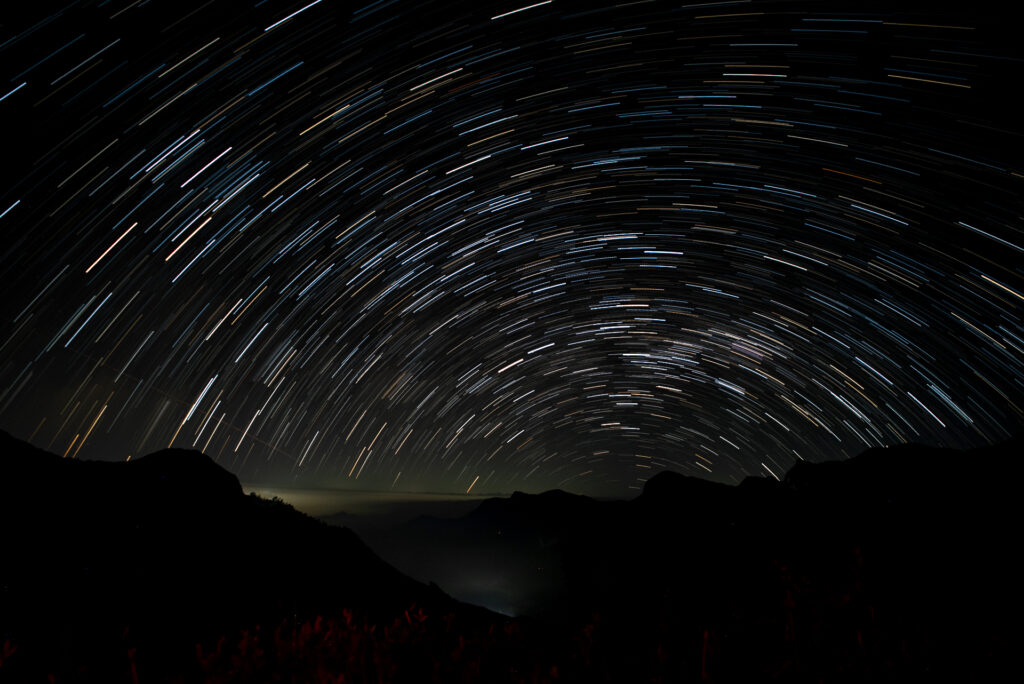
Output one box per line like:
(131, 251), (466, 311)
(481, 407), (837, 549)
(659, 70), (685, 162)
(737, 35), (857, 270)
(0, 430), (484, 681)
(1, 430), (1019, 681)
(354, 437), (1022, 681)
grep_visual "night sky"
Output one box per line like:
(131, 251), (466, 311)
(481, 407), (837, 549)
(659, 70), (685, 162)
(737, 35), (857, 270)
(1, 0), (1022, 497)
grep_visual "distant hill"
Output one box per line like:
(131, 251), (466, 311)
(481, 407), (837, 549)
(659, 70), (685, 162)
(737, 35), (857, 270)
(3, 429), (1020, 682)
(0, 430), (485, 681)
(352, 436), (1022, 680)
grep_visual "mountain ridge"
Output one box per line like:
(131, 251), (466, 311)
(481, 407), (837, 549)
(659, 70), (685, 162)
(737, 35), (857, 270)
(2, 429), (1019, 680)
(352, 435), (1021, 627)
(0, 429), (494, 681)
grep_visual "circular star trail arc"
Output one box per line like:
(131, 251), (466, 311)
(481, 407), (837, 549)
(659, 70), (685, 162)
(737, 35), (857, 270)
(1, 0), (1022, 495)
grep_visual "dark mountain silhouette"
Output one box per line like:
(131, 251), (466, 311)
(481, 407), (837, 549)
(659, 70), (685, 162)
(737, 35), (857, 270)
(0, 430), (490, 682)
(2, 429), (1020, 682)
(342, 487), (615, 617)
(350, 436), (1022, 681)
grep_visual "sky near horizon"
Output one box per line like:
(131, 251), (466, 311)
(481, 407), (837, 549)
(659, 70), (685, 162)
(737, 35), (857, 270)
(2, 0), (1022, 497)
(246, 485), (490, 519)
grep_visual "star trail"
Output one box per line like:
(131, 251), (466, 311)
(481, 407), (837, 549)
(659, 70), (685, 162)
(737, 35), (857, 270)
(1, 0), (1022, 496)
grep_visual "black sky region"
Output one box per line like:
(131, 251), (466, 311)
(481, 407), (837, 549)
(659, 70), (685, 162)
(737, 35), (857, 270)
(1, 0), (1022, 497)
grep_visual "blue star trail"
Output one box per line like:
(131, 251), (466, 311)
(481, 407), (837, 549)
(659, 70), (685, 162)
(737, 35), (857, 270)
(1, 0), (1022, 495)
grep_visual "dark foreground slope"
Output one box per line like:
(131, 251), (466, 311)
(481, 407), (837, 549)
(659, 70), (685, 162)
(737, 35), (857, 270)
(2, 429), (1020, 682)
(0, 431), (504, 682)
(580, 438), (1021, 681)
(355, 437), (1022, 681)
